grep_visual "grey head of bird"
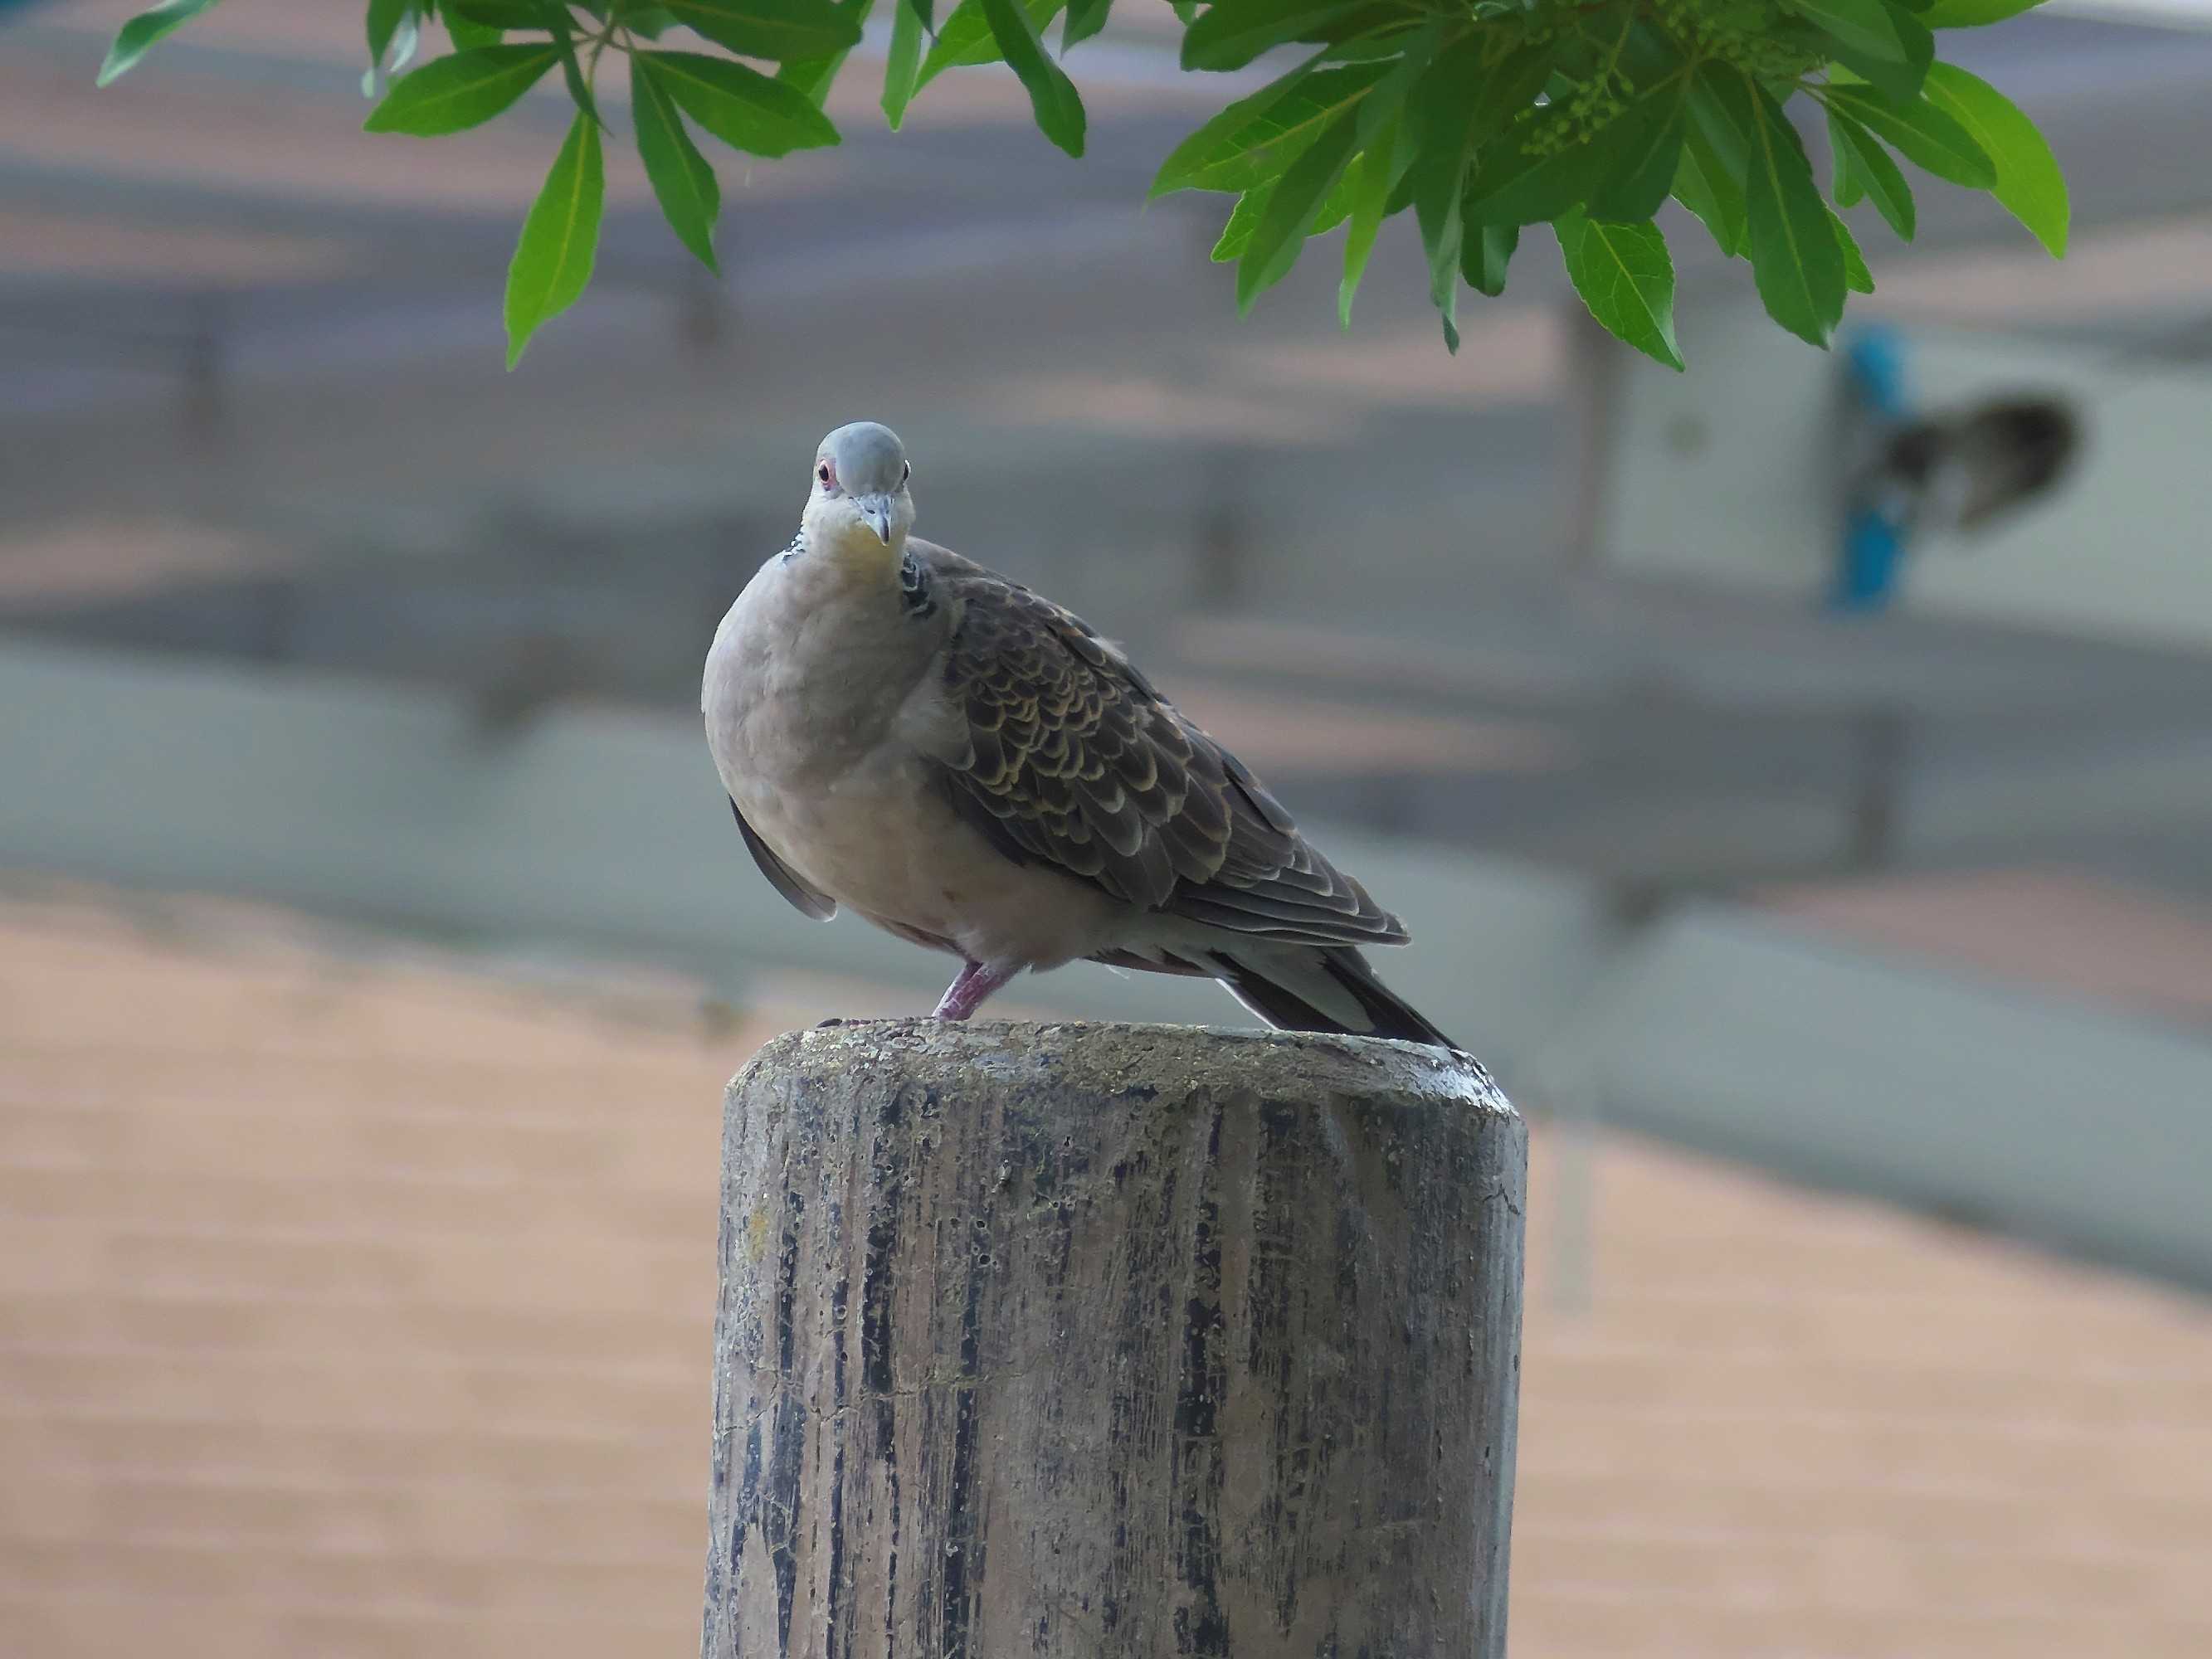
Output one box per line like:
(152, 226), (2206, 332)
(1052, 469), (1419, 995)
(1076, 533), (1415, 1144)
(805, 421), (916, 554)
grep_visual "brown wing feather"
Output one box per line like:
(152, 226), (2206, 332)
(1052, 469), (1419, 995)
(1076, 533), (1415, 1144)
(923, 548), (1407, 948)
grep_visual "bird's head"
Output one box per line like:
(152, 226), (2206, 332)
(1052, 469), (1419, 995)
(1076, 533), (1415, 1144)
(804, 421), (915, 562)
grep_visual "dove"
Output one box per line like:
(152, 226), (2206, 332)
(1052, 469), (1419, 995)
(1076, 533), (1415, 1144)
(701, 421), (1458, 1050)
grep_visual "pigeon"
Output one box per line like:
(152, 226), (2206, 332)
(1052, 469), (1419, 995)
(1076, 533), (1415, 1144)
(701, 421), (1458, 1050)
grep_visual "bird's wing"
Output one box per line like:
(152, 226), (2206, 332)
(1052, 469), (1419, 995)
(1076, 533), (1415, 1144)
(918, 546), (1406, 948)
(729, 796), (836, 921)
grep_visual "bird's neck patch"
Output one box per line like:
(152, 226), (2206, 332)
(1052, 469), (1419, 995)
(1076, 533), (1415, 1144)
(832, 530), (906, 587)
(799, 505), (906, 586)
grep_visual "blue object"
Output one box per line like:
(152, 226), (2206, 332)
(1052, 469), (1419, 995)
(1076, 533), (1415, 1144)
(1830, 325), (1914, 615)
(1836, 505), (1906, 611)
(1845, 325), (1912, 420)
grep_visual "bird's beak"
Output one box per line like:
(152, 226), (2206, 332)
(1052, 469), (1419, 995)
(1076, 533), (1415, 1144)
(857, 494), (894, 544)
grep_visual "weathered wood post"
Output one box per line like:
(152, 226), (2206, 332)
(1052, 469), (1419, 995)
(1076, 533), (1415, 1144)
(704, 1019), (1525, 1658)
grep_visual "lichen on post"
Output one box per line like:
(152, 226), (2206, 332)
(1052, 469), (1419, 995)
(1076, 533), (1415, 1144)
(704, 1019), (1525, 1658)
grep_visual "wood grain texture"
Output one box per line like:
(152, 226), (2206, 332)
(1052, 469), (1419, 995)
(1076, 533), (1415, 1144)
(704, 1019), (1525, 1658)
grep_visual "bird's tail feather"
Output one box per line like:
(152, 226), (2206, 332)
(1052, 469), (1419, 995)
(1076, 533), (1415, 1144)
(1208, 946), (1462, 1053)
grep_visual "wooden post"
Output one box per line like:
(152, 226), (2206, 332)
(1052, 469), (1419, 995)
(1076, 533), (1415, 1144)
(704, 1019), (1526, 1659)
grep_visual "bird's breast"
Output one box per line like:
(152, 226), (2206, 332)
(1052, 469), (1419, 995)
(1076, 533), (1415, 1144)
(704, 553), (932, 786)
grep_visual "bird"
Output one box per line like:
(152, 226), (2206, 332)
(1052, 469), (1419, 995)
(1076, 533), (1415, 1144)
(1859, 394), (2081, 542)
(701, 421), (1459, 1050)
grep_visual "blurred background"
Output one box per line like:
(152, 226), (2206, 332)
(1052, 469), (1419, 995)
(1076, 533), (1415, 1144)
(6, 2), (2212, 1655)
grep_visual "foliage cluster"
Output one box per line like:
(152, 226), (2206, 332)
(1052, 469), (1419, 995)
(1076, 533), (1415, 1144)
(99, 1), (2065, 366)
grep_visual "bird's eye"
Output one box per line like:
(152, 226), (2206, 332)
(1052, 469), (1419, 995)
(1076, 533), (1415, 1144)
(901, 461), (911, 484)
(816, 462), (832, 486)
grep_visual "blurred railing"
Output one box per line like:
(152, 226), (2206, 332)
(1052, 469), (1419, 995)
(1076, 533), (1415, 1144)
(4, 637), (2208, 1292)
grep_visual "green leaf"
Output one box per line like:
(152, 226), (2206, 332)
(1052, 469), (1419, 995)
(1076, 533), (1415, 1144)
(363, 1), (412, 95)
(1586, 109), (1686, 225)
(1349, 20), (1437, 145)
(1182, 1), (1380, 73)
(1687, 61), (1750, 180)
(1462, 221), (1518, 298)
(1829, 36), (1934, 109)
(1338, 115), (1402, 326)
(364, 45), (560, 135)
(1312, 148), (1362, 234)
(643, 50), (840, 155)
(505, 110), (604, 368)
(1322, 34), (1412, 63)
(388, 17), (421, 77)
(1464, 52), (1680, 227)
(1557, 211), (1683, 371)
(655, 0), (867, 61)
(1461, 114), (1618, 226)
(1830, 204), (1874, 291)
(1403, 38), (1545, 350)
(1742, 75), (1846, 347)
(917, 0), (1065, 86)
(882, 0), (925, 125)
(1833, 141), (1864, 205)
(1921, 61), (2067, 255)
(1151, 61), (1386, 197)
(98, 0), (225, 87)
(980, 0), (1086, 156)
(1819, 81), (1995, 187)
(626, 6), (682, 37)
(1404, 35), (1487, 347)
(1827, 107), (1915, 239)
(776, 51), (850, 105)
(1211, 182), (1273, 263)
(448, 19), (505, 50)
(539, 6), (605, 129)
(1784, 0), (1932, 101)
(1781, 0), (1912, 60)
(1152, 54), (1320, 196)
(368, 0), (409, 66)
(1065, 0), (1113, 48)
(1167, 15), (1424, 203)
(1672, 119), (1746, 258)
(447, 2), (548, 25)
(632, 53), (721, 272)
(1920, 0), (2044, 24)
(780, 0), (876, 107)
(1236, 105), (1360, 310)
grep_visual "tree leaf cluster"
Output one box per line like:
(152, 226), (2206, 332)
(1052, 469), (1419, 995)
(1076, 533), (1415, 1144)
(97, 0), (2068, 367)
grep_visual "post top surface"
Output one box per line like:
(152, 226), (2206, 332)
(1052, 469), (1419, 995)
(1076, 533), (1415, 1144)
(730, 1017), (1516, 1120)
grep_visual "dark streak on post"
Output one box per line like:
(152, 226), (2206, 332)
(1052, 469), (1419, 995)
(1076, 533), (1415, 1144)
(769, 1399), (803, 1652)
(912, 1388), (936, 1640)
(942, 1386), (978, 1655)
(826, 1193), (850, 1655)
(1176, 1099), (1229, 1650)
(777, 1201), (803, 1374)
(941, 1244), (988, 1654)
(880, 1429), (899, 1659)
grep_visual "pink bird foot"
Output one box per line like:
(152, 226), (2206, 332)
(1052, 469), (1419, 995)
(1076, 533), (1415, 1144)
(933, 960), (1014, 1021)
